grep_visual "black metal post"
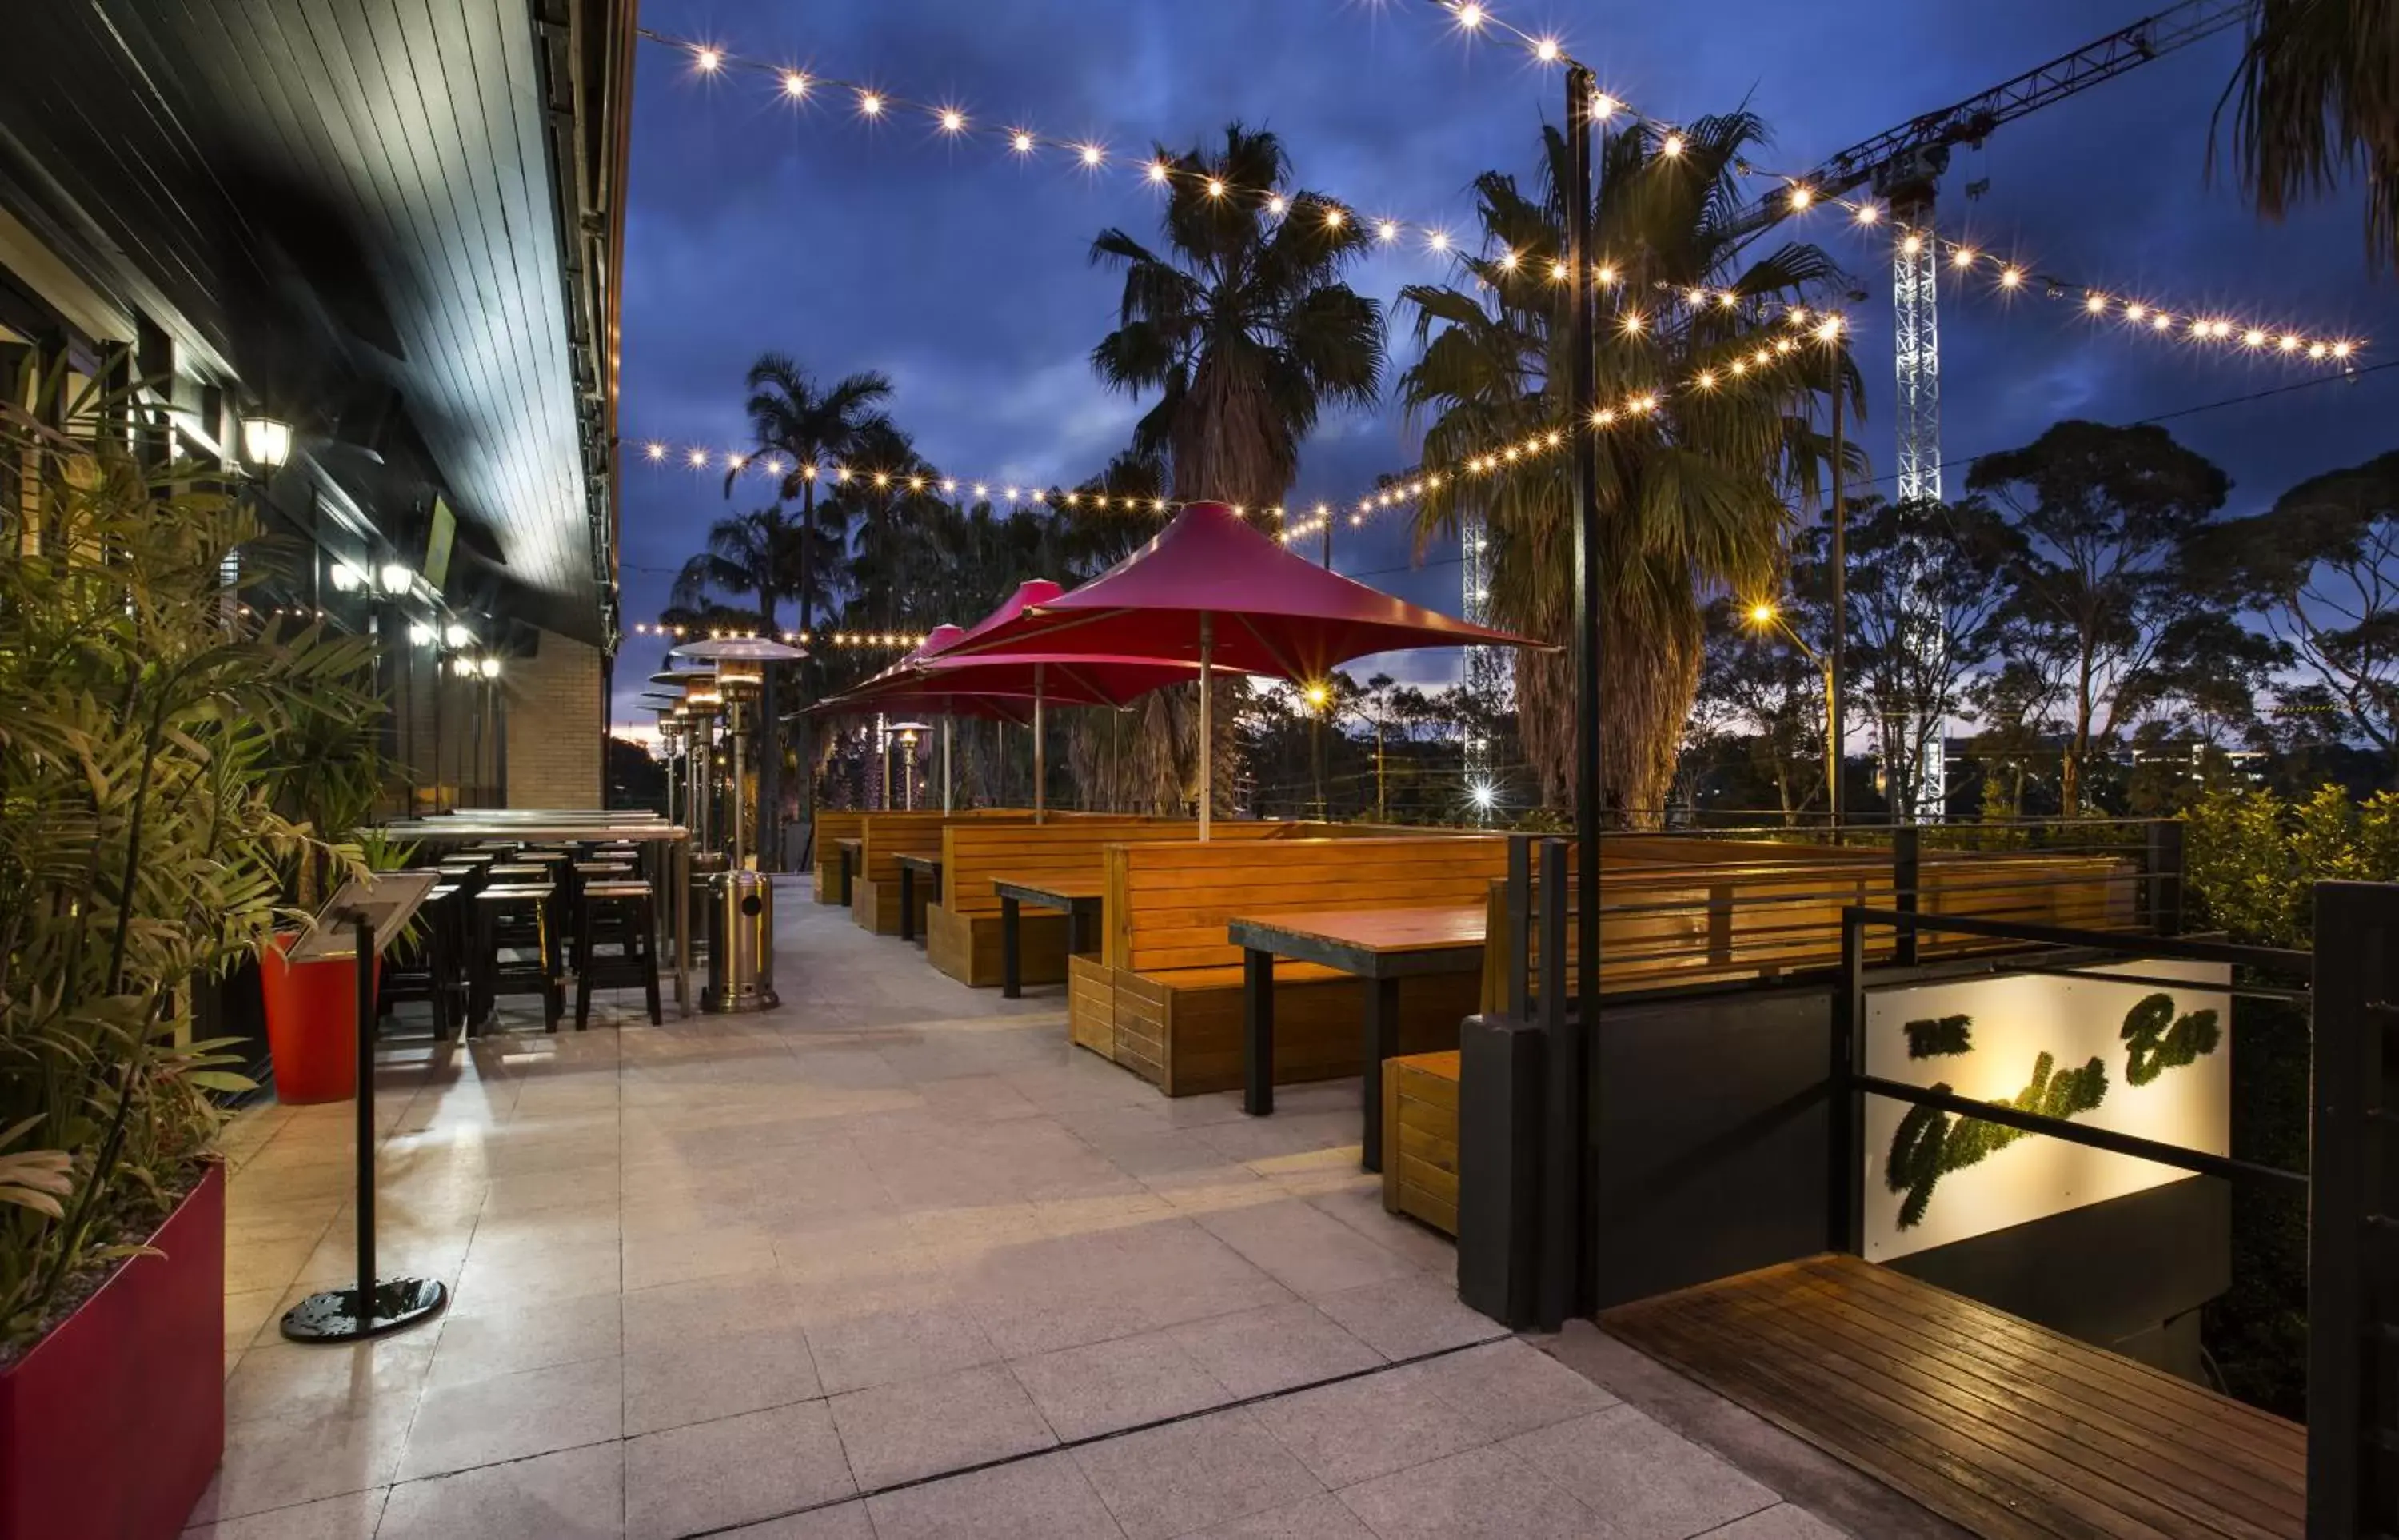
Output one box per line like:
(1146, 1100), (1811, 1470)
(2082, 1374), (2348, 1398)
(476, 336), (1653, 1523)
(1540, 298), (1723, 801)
(1828, 381), (1846, 832)
(1564, 61), (1603, 1327)
(2307, 881), (2399, 1537)
(1000, 895), (1022, 999)
(1829, 909), (1866, 1255)
(1536, 838), (1576, 1331)
(1360, 975), (1400, 1175)
(2146, 819), (2185, 938)
(1892, 825), (1920, 967)
(352, 913), (376, 1315)
(899, 866), (916, 943)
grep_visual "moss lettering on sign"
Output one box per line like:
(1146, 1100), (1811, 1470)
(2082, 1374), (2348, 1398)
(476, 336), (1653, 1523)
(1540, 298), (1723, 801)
(1903, 1014), (1974, 1059)
(1884, 1052), (2111, 1229)
(2119, 991), (2221, 1087)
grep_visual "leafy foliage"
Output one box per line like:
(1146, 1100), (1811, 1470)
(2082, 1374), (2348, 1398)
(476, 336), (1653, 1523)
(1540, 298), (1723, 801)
(0, 374), (376, 1353)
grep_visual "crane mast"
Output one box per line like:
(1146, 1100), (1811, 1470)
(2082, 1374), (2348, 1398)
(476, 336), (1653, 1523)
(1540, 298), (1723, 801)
(1726, 0), (2248, 816)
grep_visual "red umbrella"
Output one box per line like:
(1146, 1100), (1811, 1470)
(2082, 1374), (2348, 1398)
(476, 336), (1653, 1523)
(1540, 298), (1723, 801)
(940, 502), (1543, 834)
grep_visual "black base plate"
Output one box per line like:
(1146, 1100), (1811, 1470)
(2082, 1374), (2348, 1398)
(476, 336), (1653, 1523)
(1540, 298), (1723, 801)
(279, 1277), (449, 1343)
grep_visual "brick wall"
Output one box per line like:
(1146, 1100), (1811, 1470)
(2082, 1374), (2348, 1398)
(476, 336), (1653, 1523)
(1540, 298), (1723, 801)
(503, 630), (603, 808)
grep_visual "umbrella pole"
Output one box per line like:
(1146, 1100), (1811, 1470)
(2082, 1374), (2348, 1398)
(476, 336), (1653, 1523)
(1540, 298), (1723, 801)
(1198, 613), (1214, 841)
(943, 717), (953, 814)
(1034, 664), (1047, 824)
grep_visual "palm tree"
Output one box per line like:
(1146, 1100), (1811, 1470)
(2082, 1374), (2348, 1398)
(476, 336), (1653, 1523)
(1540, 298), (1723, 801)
(2217, 0), (2399, 272)
(1400, 114), (1858, 819)
(736, 357), (893, 859)
(1090, 124), (1386, 508)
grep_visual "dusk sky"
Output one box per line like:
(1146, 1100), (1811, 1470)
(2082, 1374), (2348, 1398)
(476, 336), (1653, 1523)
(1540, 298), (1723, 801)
(609, 0), (2394, 735)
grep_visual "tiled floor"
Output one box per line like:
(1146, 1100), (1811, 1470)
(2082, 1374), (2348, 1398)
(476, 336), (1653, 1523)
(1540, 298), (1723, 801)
(190, 877), (1849, 1538)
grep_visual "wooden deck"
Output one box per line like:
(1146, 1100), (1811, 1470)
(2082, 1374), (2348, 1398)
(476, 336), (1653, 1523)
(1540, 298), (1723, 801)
(1599, 1254), (2305, 1540)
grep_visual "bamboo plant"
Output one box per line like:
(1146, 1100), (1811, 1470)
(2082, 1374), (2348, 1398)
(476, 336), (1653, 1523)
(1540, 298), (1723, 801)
(0, 368), (379, 1354)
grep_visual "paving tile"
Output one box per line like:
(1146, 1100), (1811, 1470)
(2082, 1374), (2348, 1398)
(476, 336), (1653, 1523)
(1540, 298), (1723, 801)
(866, 1450), (1125, 1538)
(1249, 1362), (1487, 1487)
(179, 1487), (387, 1539)
(828, 1362), (1056, 1490)
(1168, 1300), (1382, 1399)
(1504, 1404), (1780, 1538)
(803, 1301), (1000, 1394)
(1008, 1330), (1232, 1442)
(1188, 1491), (1376, 1538)
(396, 1355), (624, 1481)
(219, 1332), (438, 1428)
(624, 1400), (857, 1540)
(1410, 1338), (1619, 1439)
(1335, 1444), (1595, 1539)
(377, 1441), (624, 1538)
(1312, 1274), (1503, 1359)
(1194, 1199), (1418, 1297)
(186, 1406), (413, 1524)
(624, 1323), (821, 1435)
(717, 1502), (876, 1538)
(1072, 1407), (1323, 1540)
(620, 1270), (804, 1356)
(622, 1224), (779, 1291)
(427, 1291), (621, 1387)
(1705, 1503), (1854, 1538)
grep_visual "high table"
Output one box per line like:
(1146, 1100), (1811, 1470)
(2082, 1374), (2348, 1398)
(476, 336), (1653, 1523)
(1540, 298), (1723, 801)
(1226, 905), (1486, 1170)
(895, 854), (942, 943)
(992, 876), (1104, 999)
(377, 816), (695, 1017)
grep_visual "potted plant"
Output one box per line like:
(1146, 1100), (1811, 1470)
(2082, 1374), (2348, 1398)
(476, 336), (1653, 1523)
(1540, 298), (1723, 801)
(256, 692), (389, 1103)
(0, 368), (377, 1539)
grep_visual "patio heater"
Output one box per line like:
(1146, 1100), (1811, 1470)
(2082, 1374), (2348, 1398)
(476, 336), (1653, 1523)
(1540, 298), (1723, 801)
(672, 637), (804, 1013)
(889, 721), (932, 810)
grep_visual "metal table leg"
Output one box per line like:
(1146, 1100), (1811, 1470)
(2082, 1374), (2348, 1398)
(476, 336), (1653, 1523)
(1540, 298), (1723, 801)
(1360, 975), (1401, 1172)
(1243, 947), (1275, 1116)
(673, 837), (691, 1017)
(1000, 895), (1022, 999)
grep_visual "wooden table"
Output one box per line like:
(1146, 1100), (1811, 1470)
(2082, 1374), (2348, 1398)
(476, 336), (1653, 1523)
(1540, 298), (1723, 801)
(992, 876), (1104, 999)
(896, 854), (942, 943)
(834, 837), (862, 906)
(1226, 905), (1486, 1170)
(377, 816), (695, 1017)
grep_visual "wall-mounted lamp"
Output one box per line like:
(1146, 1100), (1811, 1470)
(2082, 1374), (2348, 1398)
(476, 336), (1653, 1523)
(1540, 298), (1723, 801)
(443, 622), (473, 648)
(407, 621), (435, 647)
(329, 561), (364, 592)
(239, 414), (293, 471)
(477, 656), (501, 680)
(378, 563), (413, 596)
(452, 657), (477, 679)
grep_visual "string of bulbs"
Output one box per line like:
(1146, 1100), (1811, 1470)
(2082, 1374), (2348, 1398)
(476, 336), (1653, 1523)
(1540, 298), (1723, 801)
(633, 621), (928, 650)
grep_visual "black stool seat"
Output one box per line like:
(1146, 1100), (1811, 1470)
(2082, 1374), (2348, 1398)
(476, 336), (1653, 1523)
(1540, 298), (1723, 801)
(473, 883), (561, 1031)
(379, 883), (459, 1039)
(574, 878), (661, 1029)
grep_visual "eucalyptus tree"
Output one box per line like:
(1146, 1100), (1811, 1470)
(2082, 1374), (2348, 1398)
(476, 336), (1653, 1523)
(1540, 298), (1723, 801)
(1401, 114), (1859, 819)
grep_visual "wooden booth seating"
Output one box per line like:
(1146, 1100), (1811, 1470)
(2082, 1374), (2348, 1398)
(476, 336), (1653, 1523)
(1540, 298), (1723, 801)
(848, 810), (1038, 935)
(811, 810), (868, 904)
(1381, 1051), (1460, 1235)
(924, 819), (1303, 988)
(1073, 836), (1508, 1096)
(1476, 846), (2142, 1014)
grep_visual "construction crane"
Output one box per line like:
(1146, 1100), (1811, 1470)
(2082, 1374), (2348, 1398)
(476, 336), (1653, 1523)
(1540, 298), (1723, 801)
(1725, 0), (2249, 816)
(1733, 0), (2249, 504)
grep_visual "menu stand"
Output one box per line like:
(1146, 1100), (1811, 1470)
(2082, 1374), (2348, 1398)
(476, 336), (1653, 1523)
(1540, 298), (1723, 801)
(280, 871), (449, 1343)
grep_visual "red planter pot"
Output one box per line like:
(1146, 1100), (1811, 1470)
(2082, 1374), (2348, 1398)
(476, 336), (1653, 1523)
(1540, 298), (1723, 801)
(0, 1160), (226, 1540)
(259, 932), (374, 1103)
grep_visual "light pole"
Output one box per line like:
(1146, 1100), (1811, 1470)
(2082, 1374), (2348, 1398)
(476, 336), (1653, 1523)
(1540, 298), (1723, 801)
(1746, 600), (1839, 820)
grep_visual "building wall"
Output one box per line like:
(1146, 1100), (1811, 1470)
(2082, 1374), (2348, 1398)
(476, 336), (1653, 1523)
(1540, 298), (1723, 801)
(504, 631), (603, 808)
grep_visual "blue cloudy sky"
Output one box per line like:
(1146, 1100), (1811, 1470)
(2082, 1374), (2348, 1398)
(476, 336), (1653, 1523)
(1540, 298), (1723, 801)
(609, 0), (2394, 732)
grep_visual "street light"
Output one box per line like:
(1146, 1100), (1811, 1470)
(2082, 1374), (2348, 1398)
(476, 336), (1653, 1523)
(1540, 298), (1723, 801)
(1742, 599), (1839, 820)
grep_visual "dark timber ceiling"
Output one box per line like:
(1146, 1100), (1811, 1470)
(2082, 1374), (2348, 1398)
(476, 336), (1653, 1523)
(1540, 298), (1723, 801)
(0, 0), (624, 641)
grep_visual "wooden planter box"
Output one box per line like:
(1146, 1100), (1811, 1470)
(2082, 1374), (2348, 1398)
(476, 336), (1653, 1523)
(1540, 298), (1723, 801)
(0, 1159), (226, 1540)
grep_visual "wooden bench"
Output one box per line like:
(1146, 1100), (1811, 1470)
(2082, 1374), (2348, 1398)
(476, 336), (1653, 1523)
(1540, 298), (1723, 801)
(1381, 1051), (1459, 1235)
(811, 810), (867, 903)
(848, 810), (1035, 934)
(1075, 836), (1504, 1096)
(925, 819), (1298, 989)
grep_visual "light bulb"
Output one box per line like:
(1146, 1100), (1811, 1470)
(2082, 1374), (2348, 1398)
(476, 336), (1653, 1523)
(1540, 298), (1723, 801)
(407, 621), (434, 646)
(1011, 130), (1034, 153)
(782, 71), (808, 98)
(478, 656), (501, 680)
(1455, 2), (1485, 28)
(1854, 202), (1880, 224)
(1324, 207), (1346, 229)
(1902, 233), (1923, 256)
(1951, 247), (1975, 269)
(1377, 220), (1399, 242)
(379, 562), (412, 594)
(645, 441), (666, 461)
(857, 91), (883, 117)
(445, 622), (472, 647)
(1206, 178), (1226, 198)
(1267, 194), (1287, 215)
(693, 46), (721, 72)
(939, 109), (965, 133)
(1660, 133), (1685, 158)
(1999, 265), (2022, 288)
(1789, 186), (1814, 210)
(2242, 328), (2265, 347)
(1148, 159), (1171, 184)
(1535, 38), (1561, 62)
(1590, 94), (1619, 120)
(2085, 293), (2107, 313)
(1080, 143), (1104, 166)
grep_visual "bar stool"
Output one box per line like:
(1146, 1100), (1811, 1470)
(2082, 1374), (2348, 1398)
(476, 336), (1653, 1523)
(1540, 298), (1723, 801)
(473, 883), (561, 1031)
(574, 880), (661, 1028)
(379, 884), (457, 1039)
